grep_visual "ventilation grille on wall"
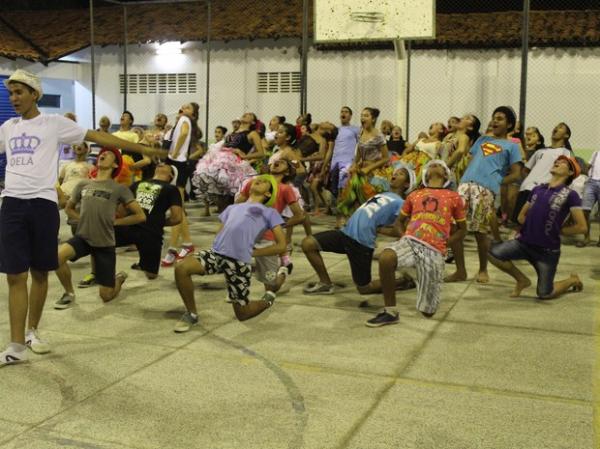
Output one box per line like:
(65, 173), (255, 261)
(119, 73), (197, 94)
(258, 72), (301, 93)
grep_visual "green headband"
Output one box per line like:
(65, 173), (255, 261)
(254, 174), (278, 208)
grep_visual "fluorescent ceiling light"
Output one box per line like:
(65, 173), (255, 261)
(156, 41), (182, 55)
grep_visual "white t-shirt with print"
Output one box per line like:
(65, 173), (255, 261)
(520, 147), (572, 192)
(167, 116), (192, 163)
(0, 113), (87, 202)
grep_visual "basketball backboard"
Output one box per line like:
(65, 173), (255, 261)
(314, 0), (435, 43)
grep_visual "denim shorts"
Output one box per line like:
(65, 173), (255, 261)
(490, 239), (560, 298)
(581, 178), (600, 210)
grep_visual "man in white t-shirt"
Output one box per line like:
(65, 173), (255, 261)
(513, 123), (573, 221)
(0, 70), (165, 367)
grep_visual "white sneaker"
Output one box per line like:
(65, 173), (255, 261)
(161, 248), (178, 267)
(174, 312), (199, 333)
(0, 343), (29, 367)
(25, 329), (51, 354)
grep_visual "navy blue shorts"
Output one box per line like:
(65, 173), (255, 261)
(490, 239), (560, 298)
(0, 197), (60, 274)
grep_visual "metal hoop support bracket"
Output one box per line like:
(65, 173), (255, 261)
(349, 11), (385, 23)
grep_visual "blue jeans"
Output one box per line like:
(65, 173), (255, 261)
(582, 178), (600, 210)
(489, 239), (560, 298)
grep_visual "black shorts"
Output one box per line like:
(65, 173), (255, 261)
(0, 197), (60, 274)
(166, 159), (190, 188)
(313, 230), (374, 287)
(67, 236), (116, 287)
(115, 226), (163, 275)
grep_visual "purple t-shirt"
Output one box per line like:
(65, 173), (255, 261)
(331, 125), (359, 166)
(518, 184), (581, 250)
(213, 202), (284, 263)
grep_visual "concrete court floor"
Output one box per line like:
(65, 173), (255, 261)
(0, 203), (598, 449)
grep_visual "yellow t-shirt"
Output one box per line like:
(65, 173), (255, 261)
(111, 130), (139, 144)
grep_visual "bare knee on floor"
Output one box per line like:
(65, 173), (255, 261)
(232, 303), (248, 321)
(99, 287), (116, 303)
(357, 285), (372, 295)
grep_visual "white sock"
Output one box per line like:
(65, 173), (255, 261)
(385, 306), (399, 315)
(263, 291), (276, 305)
(8, 342), (27, 353)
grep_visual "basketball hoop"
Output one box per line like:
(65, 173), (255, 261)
(349, 11), (385, 24)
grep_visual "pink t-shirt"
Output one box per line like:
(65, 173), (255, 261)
(401, 188), (466, 254)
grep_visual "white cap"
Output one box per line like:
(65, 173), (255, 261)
(391, 161), (417, 193)
(3, 69), (43, 100)
(422, 159), (452, 188)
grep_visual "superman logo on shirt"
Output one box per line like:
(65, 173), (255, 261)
(481, 142), (502, 156)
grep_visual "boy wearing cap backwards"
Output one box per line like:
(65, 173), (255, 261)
(367, 160), (467, 327)
(301, 163), (417, 298)
(52, 148), (146, 310)
(54, 162), (183, 311)
(446, 106), (522, 285)
(173, 175), (287, 332)
(489, 155), (586, 298)
(0, 70), (164, 367)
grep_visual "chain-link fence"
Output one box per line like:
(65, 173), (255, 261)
(68, 0), (600, 155)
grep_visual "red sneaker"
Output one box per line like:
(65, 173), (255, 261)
(176, 245), (195, 259)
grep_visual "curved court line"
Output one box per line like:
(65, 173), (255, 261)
(207, 333), (308, 449)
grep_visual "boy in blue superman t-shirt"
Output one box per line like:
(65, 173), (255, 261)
(446, 106), (522, 284)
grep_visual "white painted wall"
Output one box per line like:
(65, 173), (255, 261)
(408, 48), (600, 151)
(1, 44), (599, 151)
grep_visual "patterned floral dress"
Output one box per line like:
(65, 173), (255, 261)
(337, 133), (391, 216)
(400, 138), (440, 184)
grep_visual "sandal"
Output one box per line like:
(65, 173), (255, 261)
(570, 281), (584, 292)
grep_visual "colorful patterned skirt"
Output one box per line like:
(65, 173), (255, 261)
(192, 147), (257, 200)
(399, 150), (431, 184)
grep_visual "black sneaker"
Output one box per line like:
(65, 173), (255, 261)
(284, 262), (294, 275)
(54, 293), (75, 310)
(131, 263), (142, 271)
(365, 310), (399, 327)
